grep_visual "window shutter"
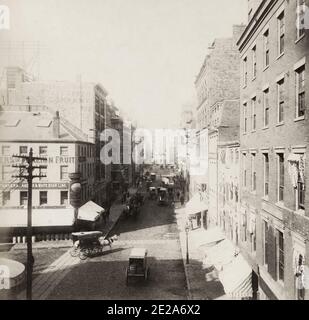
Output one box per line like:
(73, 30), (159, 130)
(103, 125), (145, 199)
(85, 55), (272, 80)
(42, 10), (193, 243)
(267, 226), (277, 280)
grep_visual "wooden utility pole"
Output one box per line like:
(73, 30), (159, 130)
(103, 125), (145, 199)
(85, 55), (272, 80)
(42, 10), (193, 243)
(12, 148), (47, 300)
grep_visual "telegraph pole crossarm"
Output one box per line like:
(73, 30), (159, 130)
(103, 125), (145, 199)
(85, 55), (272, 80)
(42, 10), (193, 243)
(11, 148), (48, 300)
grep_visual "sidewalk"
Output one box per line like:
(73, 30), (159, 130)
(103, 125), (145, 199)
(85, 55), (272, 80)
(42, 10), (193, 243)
(174, 204), (226, 300)
(17, 199), (125, 300)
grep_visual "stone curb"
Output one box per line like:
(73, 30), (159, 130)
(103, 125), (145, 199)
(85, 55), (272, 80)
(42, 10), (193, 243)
(174, 205), (193, 301)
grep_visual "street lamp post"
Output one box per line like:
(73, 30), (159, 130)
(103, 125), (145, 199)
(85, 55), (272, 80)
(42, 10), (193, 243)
(185, 222), (190, 265)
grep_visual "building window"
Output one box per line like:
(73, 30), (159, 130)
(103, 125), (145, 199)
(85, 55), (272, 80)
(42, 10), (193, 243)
(277, 230), (284, 281)
(2, 165), (11, 181)
(39, 191), (48, 206)
(253, 224), (256, 252)
(297, 180), (305, 211)
(296, 155), (305, 210)
(236, 151), (239, 164)
(2, 191), (10, 206)
(19, 146), (28, 155)
(296, 65), (305, 118)
(252, 45), (257, 79)
(60, 165), (68, 180)
(263, 88), (270, 127)
(264, 154), (269, 197)
(39, 146), (47, 156)
(20, 191), (28, 206)
(251, 153), (256, 192)
(1, 146), (10, 156)
(278, 11), (285, 55)
(263, 220), (269, 266)
(278, 154), (285, 202)
(251, 97), (257, 131)
(61, 191), (68, 205)
(251, 228), (256, 253)
(297, 0), (306, 39)
(277, 78), (285, 123)
(60, 146), (68, 156)
(243, 103), (248, 133)
(243, 57), (248, 86)
(244, 214), (247, 242)
(243, 153), (247, 188)
(39, 166), (47, 180)
(264, 29), (270, 68)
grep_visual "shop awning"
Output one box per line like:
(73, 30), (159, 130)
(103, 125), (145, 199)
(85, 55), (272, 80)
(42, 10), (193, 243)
(203, 239), (237, 270)
(218, 255), (253, 299)
(0, 208), (74, 227)
(78, 201), (105, 222)
(190, 227), (225, 248)
(185, 193), (208, 216)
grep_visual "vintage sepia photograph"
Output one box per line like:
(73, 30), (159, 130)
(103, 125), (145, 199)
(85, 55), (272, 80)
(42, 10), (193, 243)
(0, 0), (309, 304)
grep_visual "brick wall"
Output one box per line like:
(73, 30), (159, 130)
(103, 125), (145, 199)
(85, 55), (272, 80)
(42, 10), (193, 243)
(238, 0), (309, 299)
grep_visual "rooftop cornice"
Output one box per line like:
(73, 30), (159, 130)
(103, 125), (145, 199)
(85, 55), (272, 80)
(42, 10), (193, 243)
(237, 0), (278, 52)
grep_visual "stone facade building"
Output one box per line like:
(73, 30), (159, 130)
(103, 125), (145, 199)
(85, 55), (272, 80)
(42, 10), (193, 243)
(0, 105), (97, 240)
(237, 0), (309, 300)
(1, 73), (115, 207)
(194, 25), (246, 226)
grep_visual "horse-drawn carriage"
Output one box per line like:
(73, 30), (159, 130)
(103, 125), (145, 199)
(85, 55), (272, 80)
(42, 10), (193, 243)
(123, 190), (144, 219)
(70, 231), (117, 260)
(148, 187), (157, 200)
(146, 179), (152, 191)
(157, 188), (169, 206)
(126, 248), (150, 286)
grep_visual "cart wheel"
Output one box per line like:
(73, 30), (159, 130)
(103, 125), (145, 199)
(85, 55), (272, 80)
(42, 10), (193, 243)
(79, 248), (89, 260)
(93, 246), (101, 256)
(70, 247), (79, 257)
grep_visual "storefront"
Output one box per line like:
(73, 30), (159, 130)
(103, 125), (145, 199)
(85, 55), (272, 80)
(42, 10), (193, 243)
(185, 193), (208, 230)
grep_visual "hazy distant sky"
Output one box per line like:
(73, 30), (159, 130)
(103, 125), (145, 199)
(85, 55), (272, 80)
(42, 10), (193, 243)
(0, 0), (247, 128)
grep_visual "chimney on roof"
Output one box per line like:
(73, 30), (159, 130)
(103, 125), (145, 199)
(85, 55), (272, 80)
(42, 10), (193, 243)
(233, 24), (246, 42)
(53, 111), (60, 138)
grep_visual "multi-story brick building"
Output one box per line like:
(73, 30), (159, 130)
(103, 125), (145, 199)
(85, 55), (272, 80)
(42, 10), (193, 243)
(217, 102), (241, 246)
(194, 25), (246, 226)
(3, 73), (114, 207)
(111, 108), (135, 192)
(237, 0), (309, 300)
(0, 106), (98, 241)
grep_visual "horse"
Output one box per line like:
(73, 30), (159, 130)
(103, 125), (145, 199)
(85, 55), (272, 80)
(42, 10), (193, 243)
(98, 235), (118, 249)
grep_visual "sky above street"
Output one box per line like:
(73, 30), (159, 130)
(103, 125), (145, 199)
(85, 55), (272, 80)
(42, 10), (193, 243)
(0, 0), (247, 128)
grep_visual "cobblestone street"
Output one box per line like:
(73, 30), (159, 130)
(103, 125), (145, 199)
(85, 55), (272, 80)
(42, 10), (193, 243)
(42, 197), (188, 300)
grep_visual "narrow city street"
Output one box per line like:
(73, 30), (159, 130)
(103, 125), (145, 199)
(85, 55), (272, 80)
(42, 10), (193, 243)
(45, 193), (188, 300)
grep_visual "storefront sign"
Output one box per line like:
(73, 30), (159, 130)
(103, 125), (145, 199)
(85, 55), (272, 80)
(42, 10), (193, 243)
(0, 182), (69, 190)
